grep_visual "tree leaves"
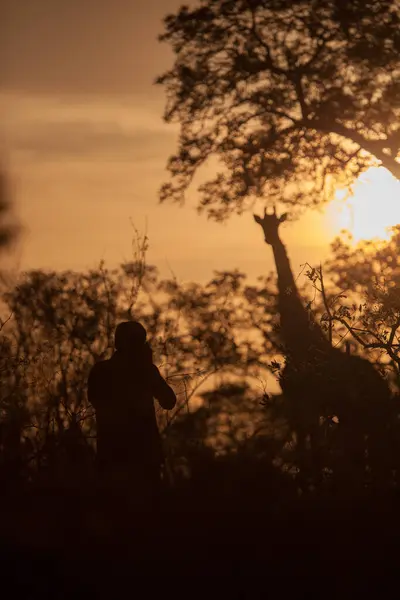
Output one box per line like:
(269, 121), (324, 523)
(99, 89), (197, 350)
(157, 0), (400, 220)
(0, 167), (19, 255)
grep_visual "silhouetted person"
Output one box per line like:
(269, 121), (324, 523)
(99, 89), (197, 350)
(87, 321), (176, 507)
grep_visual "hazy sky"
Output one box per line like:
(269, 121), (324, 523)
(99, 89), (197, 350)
(1, 0), (338, 284)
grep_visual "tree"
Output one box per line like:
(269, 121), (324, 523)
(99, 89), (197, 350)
(321, 226), (400, 389)
(0, 167), (18, 252)
(156, 0), (400, 220)
(163, 381), (295, 502)
(0, 256), (271, 485)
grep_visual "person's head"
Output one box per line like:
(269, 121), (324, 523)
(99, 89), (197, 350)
(114, 321), (147, 353)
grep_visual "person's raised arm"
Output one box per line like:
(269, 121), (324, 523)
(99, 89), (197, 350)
(151, 365), (177, 410)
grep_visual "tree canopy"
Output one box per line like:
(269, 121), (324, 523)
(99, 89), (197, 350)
(157, 0), (400, 220)
(0, 167), (18, 252)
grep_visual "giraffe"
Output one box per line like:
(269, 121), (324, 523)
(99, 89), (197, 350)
(253, 207), (392, 492)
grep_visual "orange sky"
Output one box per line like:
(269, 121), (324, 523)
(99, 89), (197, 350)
(1, 0), (341, 284)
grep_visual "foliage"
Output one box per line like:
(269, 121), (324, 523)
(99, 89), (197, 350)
(0, 167), (19, 254)
(0, 256), (273, 486)
(157, 0), (400, 220)
(320, 226), (400, 388)
(2, 221), (400, 502)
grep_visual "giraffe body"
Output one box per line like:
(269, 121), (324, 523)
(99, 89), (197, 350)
(254, 208), (392, 490)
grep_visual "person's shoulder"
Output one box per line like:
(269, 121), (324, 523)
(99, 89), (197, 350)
(150, 364), (162, 378)
(90, 358), (111, 376)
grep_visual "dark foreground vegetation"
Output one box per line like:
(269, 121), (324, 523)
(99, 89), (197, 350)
(1, 225), (400, 595)
(2, 454), (400, 596)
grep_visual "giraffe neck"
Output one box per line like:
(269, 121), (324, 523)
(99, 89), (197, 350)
(270, 237), (327, 357)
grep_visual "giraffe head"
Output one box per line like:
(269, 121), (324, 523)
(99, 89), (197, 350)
(253, 206), (289, 245)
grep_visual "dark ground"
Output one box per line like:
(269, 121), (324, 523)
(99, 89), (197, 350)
(1, 482), (400, 598)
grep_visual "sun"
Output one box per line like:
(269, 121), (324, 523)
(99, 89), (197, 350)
(326, 167), (400, 244)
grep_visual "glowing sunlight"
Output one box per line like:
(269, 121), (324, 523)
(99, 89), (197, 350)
(326, 167), (400, 244)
